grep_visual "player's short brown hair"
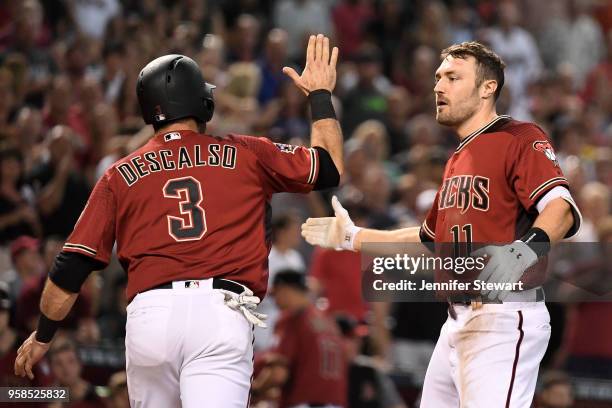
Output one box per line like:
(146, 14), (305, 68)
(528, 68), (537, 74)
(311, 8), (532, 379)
(440, 41), (506, 101)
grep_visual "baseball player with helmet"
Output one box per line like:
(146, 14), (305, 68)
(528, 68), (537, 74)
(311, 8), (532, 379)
(302, 41), (582, 407)
(14, 34), (342, 408)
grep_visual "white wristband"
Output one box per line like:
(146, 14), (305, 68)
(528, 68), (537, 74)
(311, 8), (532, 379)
(340, 225), (362, 251)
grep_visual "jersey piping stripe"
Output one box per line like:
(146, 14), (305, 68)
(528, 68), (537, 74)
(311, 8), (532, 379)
(528, 177), (568, 200)
(422, 221), (435, 238)
(505, 310), (524, 408)
(307, 148), (317, 185)
(560, 195), (583, 238)
(63, 243), (97, 256)
(455, 115), (512, 153)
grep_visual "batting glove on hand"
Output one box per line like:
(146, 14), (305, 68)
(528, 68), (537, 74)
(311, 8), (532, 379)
(472, 241), (538, 301)
(301, 196), (361, 251)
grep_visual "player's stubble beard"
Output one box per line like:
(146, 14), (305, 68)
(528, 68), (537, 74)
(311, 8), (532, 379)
(435, 88), (480, 129)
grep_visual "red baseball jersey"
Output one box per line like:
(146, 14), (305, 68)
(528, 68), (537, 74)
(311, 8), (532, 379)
(421, 115), (575, 287)
(273, 305), (347, 408)
(62, 130), (320, 300)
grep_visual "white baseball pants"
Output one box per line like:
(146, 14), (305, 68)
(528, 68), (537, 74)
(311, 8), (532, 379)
(125, 280), (254, 408)
(420, 301), (551, 408)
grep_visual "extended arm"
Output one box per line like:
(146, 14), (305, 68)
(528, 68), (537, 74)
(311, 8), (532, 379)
(283, 34), (343, 175)
(475, 192), (580, 301)
(302, 196), (425, 255)
(14, 252), (103, 379)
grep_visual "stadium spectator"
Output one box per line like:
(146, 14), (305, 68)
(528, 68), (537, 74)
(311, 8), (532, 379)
(341, 44), (389, 136)
(534, 371), (574, 408)
(47, 337), (106, 408)
(0, 148), (41, 245)
(14, 236), (98, 343)
(273, 0), (333, 61)
(0, 281), (52, 390)
(310, 200), (369, 322)
(332, 0), (375, 59)
(27, 125), (90, 238)
(254, 270), (347, 408)
(105, 370), (129, 408)
(336, 314), (406, 408)
(560, 217), (612, 379)
(384, 86), (412, 156)
(484, 0), (542, 120)
(68, 0), (120, 40)
(539, 0), (605, 87)
(257, 28), (290, 105)
(227, 14), (261, 63)
(97, 274), (126, 345)
(255, 211), (306, 351)
(7, 235), (44, 301)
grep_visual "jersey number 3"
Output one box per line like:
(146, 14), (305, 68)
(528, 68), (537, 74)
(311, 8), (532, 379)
(163, 177), (207, 241)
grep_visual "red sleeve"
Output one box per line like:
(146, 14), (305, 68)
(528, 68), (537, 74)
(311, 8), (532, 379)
(62, 171), (116, 265)
(507, 125), (569, 211)
(420, 191), (440, 242)
(238, 135), (319, 194)
(273, 314), (299, 365)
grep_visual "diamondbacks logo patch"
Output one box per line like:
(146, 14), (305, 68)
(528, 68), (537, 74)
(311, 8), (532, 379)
(274, 143), (299, 154)
(533, 140), (559, 167)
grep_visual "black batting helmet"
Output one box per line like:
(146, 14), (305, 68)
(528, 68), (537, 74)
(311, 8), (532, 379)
(137, 54), (215, 127)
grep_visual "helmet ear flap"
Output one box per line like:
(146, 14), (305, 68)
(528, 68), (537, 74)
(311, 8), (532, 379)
(203, 98), (214, 122)
(202, 82), (216, 122)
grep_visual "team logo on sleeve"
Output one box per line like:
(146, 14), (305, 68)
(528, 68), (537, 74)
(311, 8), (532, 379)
(533, 141), (559, 167)
(274, 143), (299, 154)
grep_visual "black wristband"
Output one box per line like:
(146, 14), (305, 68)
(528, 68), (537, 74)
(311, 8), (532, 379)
(520, 227), (551, 258)
(308, 89), (336, 121)
(35, 314), (61, 343)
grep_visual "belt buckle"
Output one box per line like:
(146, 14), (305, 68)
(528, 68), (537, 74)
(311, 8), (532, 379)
(471, 296), (483, 310)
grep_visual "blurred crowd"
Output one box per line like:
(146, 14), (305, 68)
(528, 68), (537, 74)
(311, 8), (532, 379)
(0, 0), (610, 407)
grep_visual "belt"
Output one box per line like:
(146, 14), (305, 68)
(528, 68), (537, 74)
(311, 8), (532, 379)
(448, 287), (545, 319)
(448, 287), (545, 305)
(144, 278), (246, 295)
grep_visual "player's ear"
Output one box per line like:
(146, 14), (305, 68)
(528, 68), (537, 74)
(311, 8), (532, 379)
(480, 79), (498, 100)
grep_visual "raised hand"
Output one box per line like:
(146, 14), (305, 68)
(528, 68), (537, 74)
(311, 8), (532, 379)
(283, 34), (339, 95)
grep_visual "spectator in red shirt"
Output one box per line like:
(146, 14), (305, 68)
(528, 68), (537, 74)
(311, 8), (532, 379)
(332, 0), (375, 58)
(309, 201), (369, 322)
(6, 235), (45, 302)
(254, 270), (347, 408)
(582, 30), (612, 109)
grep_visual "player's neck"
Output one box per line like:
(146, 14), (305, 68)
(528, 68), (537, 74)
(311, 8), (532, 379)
(155, 119), (200, 136)
(455, 109), (499, 141)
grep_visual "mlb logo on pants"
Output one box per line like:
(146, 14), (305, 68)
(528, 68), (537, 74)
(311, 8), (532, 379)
(185, 281), (200, 289)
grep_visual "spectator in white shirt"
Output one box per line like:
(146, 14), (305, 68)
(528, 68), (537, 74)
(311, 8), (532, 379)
(485, 0), (542, 120)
